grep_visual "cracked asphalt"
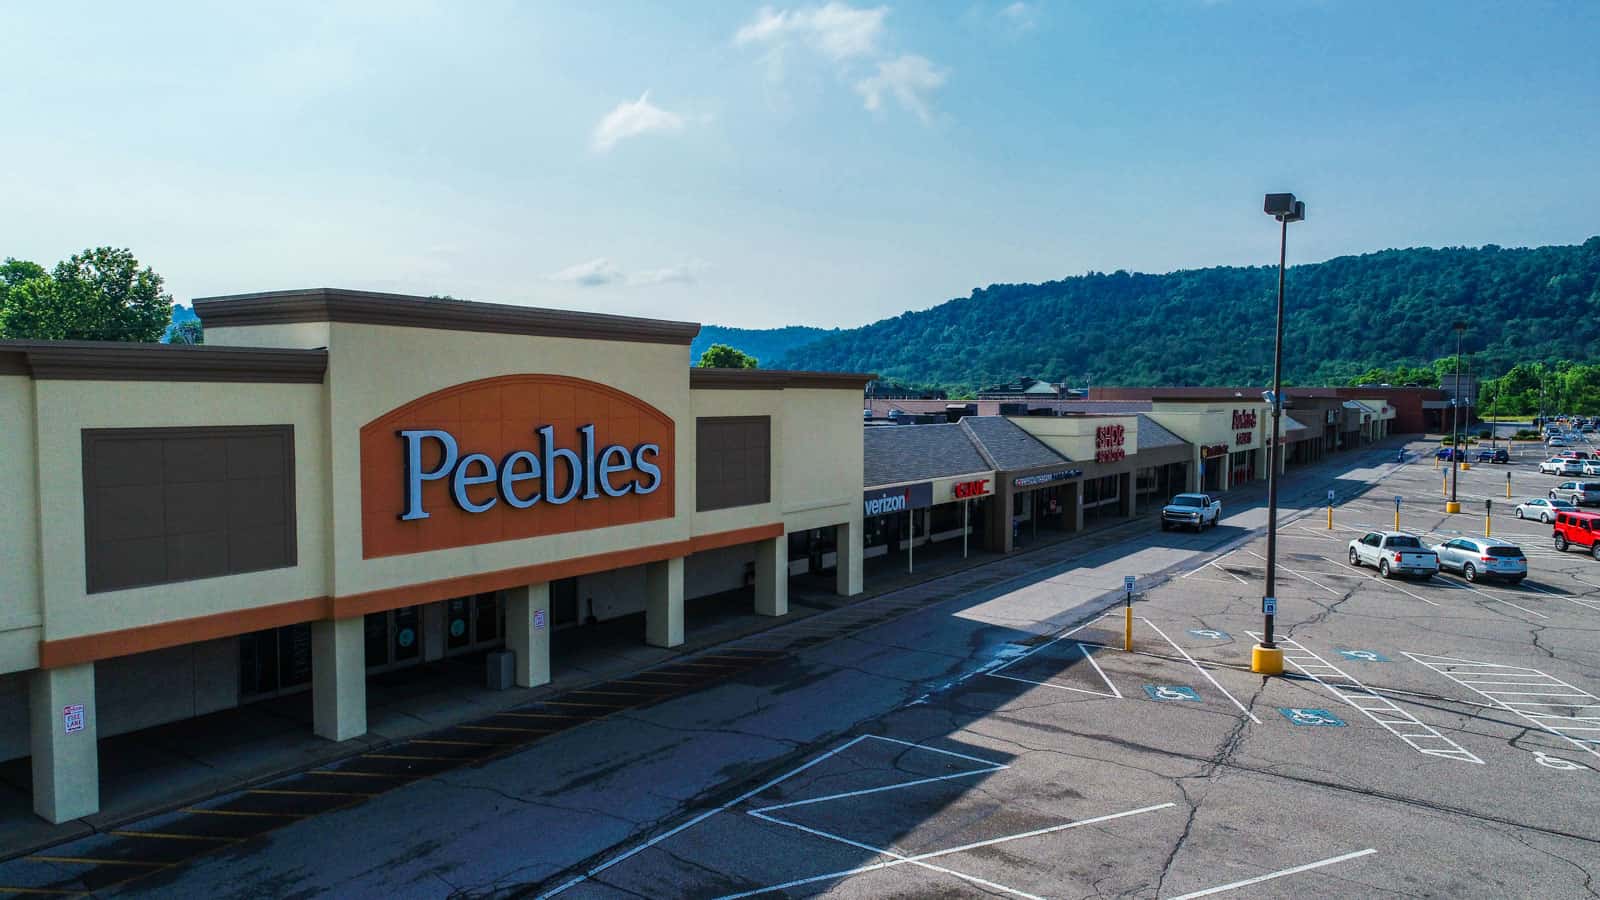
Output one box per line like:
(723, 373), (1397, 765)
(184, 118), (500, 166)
(98, 442), (1600, 898)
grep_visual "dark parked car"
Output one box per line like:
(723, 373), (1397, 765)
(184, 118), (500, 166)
(1474, 449), (1495, 462)
(1492, 448), (1510, 464)
(1435, 447), (1465, 461)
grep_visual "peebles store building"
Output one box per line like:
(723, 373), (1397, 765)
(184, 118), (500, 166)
(0, 290), (872, 823)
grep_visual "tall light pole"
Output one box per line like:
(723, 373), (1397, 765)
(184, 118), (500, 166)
(1252, 192), (1304, 677)
(1447, 322), (1466, 513)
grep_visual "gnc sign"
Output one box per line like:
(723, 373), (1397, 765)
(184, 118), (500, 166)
(360, 375), (675, 559)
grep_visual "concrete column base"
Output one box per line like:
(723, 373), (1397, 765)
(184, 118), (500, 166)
(646, 556), (685, 648)
(506, 583), (552, 688)
(835, 521), (863, 596)
(30, 663), (99, 823)
(313, 617), (367, 742)
(754, 535), (788, 617)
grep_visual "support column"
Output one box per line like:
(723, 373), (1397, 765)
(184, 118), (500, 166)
(30, 663), (98, 823)
(1119, 471), (1136, 518)
(506, 583), (552, 687)
(835, 521), (863, 596)
(1187, 454), (1201, 491)
(1072, 482), (1085, 531)
(646, 556), (685, 647)
(313, 616), (367, 742)
(754, 535), (788, 617)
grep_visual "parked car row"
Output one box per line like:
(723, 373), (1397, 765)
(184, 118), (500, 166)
(1346, 510), (1600, 585)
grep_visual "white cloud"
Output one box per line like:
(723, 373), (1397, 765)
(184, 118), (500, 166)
(1000, 1), (1036, 31)
(734, 3), (888, 61)
(550, 258), (705, 288)
(549, 257), (623, 287)
(854, 54), (947, 123)
(590, 91), (686, 153)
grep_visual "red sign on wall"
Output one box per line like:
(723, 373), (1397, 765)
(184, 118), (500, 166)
(952, 478), (991, 499)
(1095, 424), (1127, 463)
(1232, 409), (1257, 430)
(1202, 443), (1229, 458)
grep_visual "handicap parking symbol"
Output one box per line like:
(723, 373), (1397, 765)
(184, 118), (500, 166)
(1279, 707), (1346, 727)
(1337, 649), (1389, 662)
(1187, 628), (1230, 640)
(1145, 685), (1201, 702)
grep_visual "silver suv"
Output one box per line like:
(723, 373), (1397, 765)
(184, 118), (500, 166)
(1549, 481), (1600, 506)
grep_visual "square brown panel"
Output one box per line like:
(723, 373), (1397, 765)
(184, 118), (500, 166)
(696, 416), (771, 512)
(82, 426), (297, 593)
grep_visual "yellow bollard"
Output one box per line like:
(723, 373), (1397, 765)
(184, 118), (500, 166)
(1434, 454), (1439, 470)
(1124, 604), (1133, 652)
(1486, 512), (1492, 537)
(1327, 505), (1333, 529)
(1506, 474), (1512, 499)
(1394, 507), (1400, 531)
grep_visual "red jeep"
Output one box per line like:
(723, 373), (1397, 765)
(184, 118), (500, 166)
(1553, 510), (1600, 560)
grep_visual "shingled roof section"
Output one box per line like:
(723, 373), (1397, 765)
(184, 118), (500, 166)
(863, 424), (992, 487)
(1136, 415), (1188, 450)
(959, 416), (1073, 470)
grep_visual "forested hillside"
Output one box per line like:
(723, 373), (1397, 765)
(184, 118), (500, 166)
(772, 238), (1600, 391)
(689, 324), (836, 368)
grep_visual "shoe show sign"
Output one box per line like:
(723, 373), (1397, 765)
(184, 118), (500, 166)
(361, 375), (675, 558)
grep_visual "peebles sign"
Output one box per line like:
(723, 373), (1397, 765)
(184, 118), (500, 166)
(361, 375), (675, 559)
(1233, 408), (1257, 447)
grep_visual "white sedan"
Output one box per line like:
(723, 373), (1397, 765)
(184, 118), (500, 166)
(1514, 497), (1575, 523)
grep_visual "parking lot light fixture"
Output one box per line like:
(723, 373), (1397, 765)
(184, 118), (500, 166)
(1253, 192), (1305, 677)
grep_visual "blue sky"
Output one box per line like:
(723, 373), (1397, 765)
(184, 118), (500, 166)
(2, 2), (1596, 328)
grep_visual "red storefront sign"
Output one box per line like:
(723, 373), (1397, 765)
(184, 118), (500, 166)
(1095, 424), (1126, 463)
(1233, 409), (1257, 447)
(1202, 443), (1229, 458)
(952, 478), (991, 499)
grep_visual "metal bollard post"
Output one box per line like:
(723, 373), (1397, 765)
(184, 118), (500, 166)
(1123, 576), (1135, 652)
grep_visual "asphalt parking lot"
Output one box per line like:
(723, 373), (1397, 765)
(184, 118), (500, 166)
(531, 444), (1600, 899)
(9, 440), (1598, 898)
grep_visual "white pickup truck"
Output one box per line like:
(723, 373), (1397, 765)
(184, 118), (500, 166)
(1160, 493), (1222, 531)
(1347, 531), (1439, 580)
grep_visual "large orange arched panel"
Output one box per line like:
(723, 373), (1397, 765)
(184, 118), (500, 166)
(360, 375), (675, 559)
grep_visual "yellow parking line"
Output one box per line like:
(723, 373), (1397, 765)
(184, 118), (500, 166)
(493, 712), (596, 720)
(567, 690), (649, 697)
(25, 856), (165, 868)
(247, 788), (374, 798)
(107, 830), (237, 842)
(362, 753), (456, 761)
(410, 739), (499, 747)
(307, 769), (405, 778)
(666, 661), (742, 669)
(540, 700), (635, 708)
(0, 886), (86, 895)
(180, 807), (304, 818)
(457, 725), (553, 734)
(610, 679), (688, 688)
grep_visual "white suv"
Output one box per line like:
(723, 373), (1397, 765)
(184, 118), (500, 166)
(1540, 457), (1570, 475)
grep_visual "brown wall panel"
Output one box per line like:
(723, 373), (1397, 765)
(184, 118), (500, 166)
(82, 426), (297, 593)
(696, 416), (772, 512)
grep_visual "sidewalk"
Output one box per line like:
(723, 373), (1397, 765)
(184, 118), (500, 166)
(0, 438), (1403, 862)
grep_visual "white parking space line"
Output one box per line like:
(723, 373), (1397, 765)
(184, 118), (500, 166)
(725, 803), (1176, 900)
(1404, 653), (1600, 761)
(1142, 618), (1263, 724)
(1240, 550), (1342, 596)
(1248, 634), (1482, 764)
(1166, 847), (1379, 900)
(1318, 555), (1443, 607)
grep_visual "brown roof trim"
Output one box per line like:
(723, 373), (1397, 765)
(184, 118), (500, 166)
(0, 340), (328, 383)
(690, 368), (877, 391)
(193, 288), (702, 346)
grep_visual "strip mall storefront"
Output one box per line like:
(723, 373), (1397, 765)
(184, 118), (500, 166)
(859, 474), (996, 571)
(0, 289), (872, 823)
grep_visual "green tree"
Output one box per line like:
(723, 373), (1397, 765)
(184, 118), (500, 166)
(0, 247), (173, 342)
(697, 343), (758, 369)
(168, 320), (204, 344)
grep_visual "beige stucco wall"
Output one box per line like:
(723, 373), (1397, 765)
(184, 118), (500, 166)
(205, 322), (331, 350)
(1012, 415), (1140, 460)
(687, 388), (786, 537)
(31, 379), (330, 642)
(775, 388), (861, 535)
(0, 377), (41, 674)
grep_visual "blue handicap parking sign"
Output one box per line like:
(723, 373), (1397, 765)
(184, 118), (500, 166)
(1145, 685), (1201, 702)
(1187, 628), (1230, 640)
(1337, 649), (1389, 662)
(1279, 707), (1346, 727)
